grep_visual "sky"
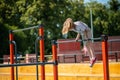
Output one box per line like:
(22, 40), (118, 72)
(84, 0), (109, 4)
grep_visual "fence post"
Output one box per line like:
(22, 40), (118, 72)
(52, 40), (58, 80)
(39, 25), (45, 80)
(101, 35), (109, 80)
(9, 30), (14, 80)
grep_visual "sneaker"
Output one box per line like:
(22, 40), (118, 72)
(89, 57), (97, 67)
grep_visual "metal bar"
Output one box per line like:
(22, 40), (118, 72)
(108, 39), (120, 42)
(90, 8), (94, 43)
(74, 55), (76, 63)
(115, 53), (118, 62)
(0, 62), (55, 67)
(57, 37), (101, 44)
(12, 41), (18, 80)
(35, 36), (41, 80)
(13, 25), (39, 32)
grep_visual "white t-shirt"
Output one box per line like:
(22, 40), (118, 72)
(70, 21), (92, 40)
(70, 21), (90, 34)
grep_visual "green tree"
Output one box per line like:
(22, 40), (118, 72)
(108, 0), (120, 12)
(108, 0), (120, 36)
(0, 0), (28, 59)
(15, 0), (68, 54)
(85, 1), (109, 37)
(84, 0), (120, 37)
(0, 0), (120, 59)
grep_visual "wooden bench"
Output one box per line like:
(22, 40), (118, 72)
(3, 55), (24, 64)
(57, 38), (82, 63)
(3, 55), (10, 64)
(25, 54), (37, 63)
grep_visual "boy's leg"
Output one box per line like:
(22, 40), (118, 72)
(81, 32), (90, 56)
(86, 30), (97, 67)
(88, 41), (95, 59)
(86, 43), (92, 59)
(88, 41), (97, 67)
(80, 31), (93, 59)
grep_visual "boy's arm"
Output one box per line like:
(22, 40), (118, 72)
(75, 33), (80, 41)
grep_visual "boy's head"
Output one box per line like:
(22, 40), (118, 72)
(62, 18), (74, 35)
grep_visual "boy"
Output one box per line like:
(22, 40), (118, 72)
(62, 18), (96, 67)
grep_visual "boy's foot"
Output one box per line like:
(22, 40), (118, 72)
(89, 57), (97, 67)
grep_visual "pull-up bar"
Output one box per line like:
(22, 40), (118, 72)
(12, 25), (39, 32)
(0, 62), (56, 67)
(9, 25), (58, 80)
(9, 25), (41, 80)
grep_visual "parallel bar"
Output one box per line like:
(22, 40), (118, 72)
(0, 62), (55, 67)
(13, 25), (39, 32)
(57, 37), (101, 44)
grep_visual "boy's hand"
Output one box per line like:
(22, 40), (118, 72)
(75, 33), (80, 42)
(75, 39), (79, 42)
(62, 33), (68, 39)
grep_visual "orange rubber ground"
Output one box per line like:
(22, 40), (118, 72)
(0, 62), (120, 80)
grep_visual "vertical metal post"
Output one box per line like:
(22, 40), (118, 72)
(35, 36), (41, 80)
(115, 53), (118, 62)
(101, 35), (109, 80)
(12, 41), (18, 80)
(39, 25), (45, 80)
(9, 30), (14, 80)
(52, 40), (58, 80)
(90, 8), (94, 43)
